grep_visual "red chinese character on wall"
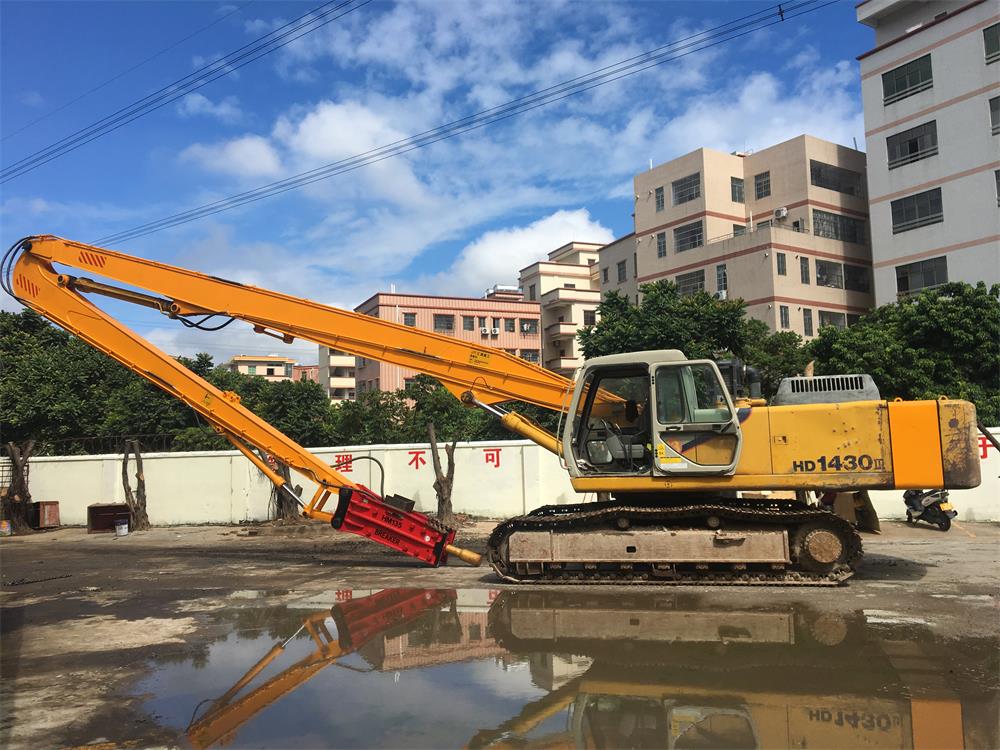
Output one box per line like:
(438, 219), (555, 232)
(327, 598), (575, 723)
(483, 447), (501, 468)
(334, 453), (353, 472)
(408, 450), (427, 469)
(979, 435), (995, 460)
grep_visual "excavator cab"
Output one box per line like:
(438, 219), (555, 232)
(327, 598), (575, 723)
(566, 351), (742, 477)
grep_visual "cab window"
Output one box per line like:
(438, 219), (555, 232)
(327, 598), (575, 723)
(656, 363), (733, 424)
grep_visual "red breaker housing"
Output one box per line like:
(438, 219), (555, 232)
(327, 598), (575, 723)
(329, 486), (458, 566)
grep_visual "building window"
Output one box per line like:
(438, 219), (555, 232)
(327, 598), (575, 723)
(247, 365), (256, 375)
(478, 316), (487, 328)
(819, 311), (847, 329)
(844, 264), (871, 293)
(462, 315), (475, 331)
(756, 219), (771, 230)
(816, 259), (845, 289)
(716, 264), (728, 293)
(266, 367), (276, 376)
(896, 256), (948, 297)
(520, 319), (538, 334)
(584, 309), (597, 326)
(995, 169), (1000, 207)
(813, 209), (867, 244)
(776, 252), (787, 276)
(800, 257), (810, 284)
(520, 349), (540, 363)
(403, 312), (417, 327)
(809, 160), (864, 196)
(676, 269), (705, 297)
(882, 54), (932, 105)
(985, 22), (999, 64)
(403, 378), (417, 391)
(504, 318), (515, 332)
(617, 260), (627, 282)
(891, 187), (943, 233)
(672, 172), (701, 205)
(656, 232), (667, 258)
(602, 267), (609, 283)
(528, 284), (536, 301)
(673, 220), (704, 252)
(887, 121), (938, 169)
(847, 314), (862, 327)
(633, 253), (638, 278)
(754, 171), (770, 199)
(654, 186), (665, 212)
(779, 305), (790, 329)
(731, 176), (744, 203)
(991, 96), (1000, 135)
(803, 308), (813, 337)
(433, 314), (454, 333)
(733, 224), (746, 236)
(564, 283), (576, 289)
(285, 364), (293, 378)
(492, 317), (501, 331)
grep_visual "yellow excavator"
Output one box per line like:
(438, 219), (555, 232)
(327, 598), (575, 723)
(3, 235), (982, 583)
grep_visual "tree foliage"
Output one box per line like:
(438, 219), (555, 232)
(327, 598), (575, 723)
(809, 282), (1000, 424)
(578, 281), (809, 398)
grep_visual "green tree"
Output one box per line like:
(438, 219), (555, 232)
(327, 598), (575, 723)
(743, 321), (811, 399)
(327, 390), (416, 445)
(578, 283), (753, 360)
(809, 282), (1000, 424)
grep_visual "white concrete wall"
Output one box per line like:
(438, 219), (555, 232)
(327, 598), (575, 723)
(24, 432), (1000, 525)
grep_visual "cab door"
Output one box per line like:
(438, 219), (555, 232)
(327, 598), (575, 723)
(651, 360), (742, 476)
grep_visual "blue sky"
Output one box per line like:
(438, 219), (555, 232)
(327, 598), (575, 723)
(1, 0), (872, 364)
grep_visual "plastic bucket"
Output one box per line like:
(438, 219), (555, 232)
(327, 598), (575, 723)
(0, 520), (11, 536)
(114, 520), (129, 537)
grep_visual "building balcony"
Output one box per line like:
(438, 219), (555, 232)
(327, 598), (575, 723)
(540, 287), (600, 308)
(545, 356), (580, 372)
(544, 322), (579, 339)
(328, 376), (356, 389)
(327, 354), (355, 367)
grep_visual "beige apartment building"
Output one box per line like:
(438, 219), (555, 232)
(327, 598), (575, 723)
(227, 354), (296, 381)
(353, 287), (542, 393)
(317, 349), (357, 402)
(598, 233), (639, 303)
(519, 241), (602, 376)
(628, 134), (876, 337)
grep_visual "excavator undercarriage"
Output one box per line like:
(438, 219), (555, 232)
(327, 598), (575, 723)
(488, 499), (862, 585)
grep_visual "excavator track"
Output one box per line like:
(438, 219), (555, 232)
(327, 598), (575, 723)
(487, 500), (863, 586)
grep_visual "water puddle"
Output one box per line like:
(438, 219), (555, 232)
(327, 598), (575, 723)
(140, 588), (998, 749)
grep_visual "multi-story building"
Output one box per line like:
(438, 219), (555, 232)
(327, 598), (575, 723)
(317, 349), (356, 402)
(292, 364), (319, 383)
(628, 134), (875, 337)
(857, 0), (1000, 304)
(598, 233), (639, 304)
(353, 288), (542, 393)
(227, 354), (295, 381)
(519, 241), (602, 376)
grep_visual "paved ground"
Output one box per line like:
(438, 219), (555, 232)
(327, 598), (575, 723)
(1, 519), (998, 748)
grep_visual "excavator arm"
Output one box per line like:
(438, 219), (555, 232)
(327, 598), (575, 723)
(4, 234), (573, 566)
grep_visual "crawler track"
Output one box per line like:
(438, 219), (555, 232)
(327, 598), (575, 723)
(487, 500), (863, 586)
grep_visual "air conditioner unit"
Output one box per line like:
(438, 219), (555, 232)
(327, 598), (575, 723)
(480, 327), (489, 334)
(714, 290), (728, 300)
(491, 328), (500, 335)
(774, 206), (788, 220)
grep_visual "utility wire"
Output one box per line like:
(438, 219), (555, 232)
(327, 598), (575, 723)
(0, 0), (371, 183)
(95, 0), (837, 246)
(1, 2), (254, 142)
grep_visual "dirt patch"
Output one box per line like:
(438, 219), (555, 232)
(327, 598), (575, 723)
(19, 615), (198, 660)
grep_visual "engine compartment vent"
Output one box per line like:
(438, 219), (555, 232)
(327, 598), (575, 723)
(772, 374), (880, 405)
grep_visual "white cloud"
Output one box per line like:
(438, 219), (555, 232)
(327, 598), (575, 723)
(18, 90), (44, 107)
(421, 209), (614, 295)
(176, 93), (243, 123)
(180, 135), (283, 178)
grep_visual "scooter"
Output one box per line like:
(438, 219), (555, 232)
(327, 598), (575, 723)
(903, 489), (957, 531)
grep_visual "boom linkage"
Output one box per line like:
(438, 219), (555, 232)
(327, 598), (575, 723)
(6, 235), (498, 567)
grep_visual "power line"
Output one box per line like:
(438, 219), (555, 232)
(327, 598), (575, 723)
(95, 0), (837, 246)
(1, 2), (254, 142)
(0, 0), (372, 183)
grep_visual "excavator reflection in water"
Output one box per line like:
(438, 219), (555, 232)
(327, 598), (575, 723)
(187, 588), (997, 750)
